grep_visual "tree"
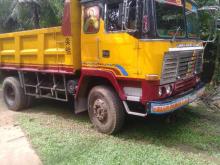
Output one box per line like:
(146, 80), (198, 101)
(0, 0), (15, 32)
(0, 0), (64, 33)
(192, 0), (220, 85)
(5, 0), (41, 29)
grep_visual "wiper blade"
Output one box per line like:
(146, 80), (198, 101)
(172, 26), (181, 42)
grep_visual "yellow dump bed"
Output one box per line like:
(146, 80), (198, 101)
(0, 27), (79, 74)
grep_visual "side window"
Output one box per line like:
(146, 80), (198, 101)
(83, 6), (100, 33)
(105, 0), (139, 32)
(105, 3), (123, 32)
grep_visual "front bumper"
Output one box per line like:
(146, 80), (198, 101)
(148, 85), (205, 115)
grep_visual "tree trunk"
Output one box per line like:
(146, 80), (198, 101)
(213, 34), (220, 85)
(31, 3), (40, 28)
(217, 34), (220, 83)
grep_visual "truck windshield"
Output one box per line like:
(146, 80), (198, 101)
(185, 1), (199, 38)
(155, 0), (186, 38)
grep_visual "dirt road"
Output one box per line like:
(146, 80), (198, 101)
(0, 90), (42, 165)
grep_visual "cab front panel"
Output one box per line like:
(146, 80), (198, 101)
(80, 0), (204, 107)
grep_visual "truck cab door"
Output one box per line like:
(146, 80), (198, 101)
(81, 5), (101, 64)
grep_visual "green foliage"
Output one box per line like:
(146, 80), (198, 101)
(0, 0), (64, 33)
(0, 0), (14, 32)
(194, 0), (220, 85)
(39, 0), (64, 28)
(194, 0), (219, 40)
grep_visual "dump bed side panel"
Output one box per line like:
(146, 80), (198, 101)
(0, 27), (78, 74)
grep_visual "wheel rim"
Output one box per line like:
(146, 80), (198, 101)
(93, 99), (108, 123)
(5, 85), (15, 105)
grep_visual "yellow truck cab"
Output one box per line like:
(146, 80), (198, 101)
(0, 0), (205, 134)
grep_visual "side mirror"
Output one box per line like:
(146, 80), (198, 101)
(198, 6), (220, 43)
(198, 6), (220, 12)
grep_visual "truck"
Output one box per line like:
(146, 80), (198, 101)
(0, 0), (205, 134)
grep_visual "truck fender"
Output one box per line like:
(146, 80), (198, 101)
(74, 68), (126, 114)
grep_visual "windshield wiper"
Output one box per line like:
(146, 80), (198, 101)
(172, 26), (181, 42)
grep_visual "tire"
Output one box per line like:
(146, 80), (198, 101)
(88, 85), (125, 134)
(2, 77), (26, 111)
(24, 95), (34, 109)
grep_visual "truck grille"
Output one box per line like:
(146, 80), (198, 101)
(161, 49), (203, 85)
(174, 77), (196, 94)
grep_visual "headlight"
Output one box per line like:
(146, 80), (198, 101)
(166, 85), (172, 95)
(159, 87), (163, 96)
(159, 85), (173, 97)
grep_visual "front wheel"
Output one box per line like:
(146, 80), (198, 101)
(88, 86), (125, 134)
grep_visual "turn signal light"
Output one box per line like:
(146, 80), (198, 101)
(145, 74), (160, 81)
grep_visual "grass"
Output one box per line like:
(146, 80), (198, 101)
(17, 99), (220, 165)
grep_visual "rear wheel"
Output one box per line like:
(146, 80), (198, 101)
(3, 77), (26, 111)
(24, 95), (34, 109)
(88, 86), (125, 134)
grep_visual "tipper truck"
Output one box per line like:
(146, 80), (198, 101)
(0, 0), (205, 134)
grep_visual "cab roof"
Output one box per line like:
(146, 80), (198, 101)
(80, 0), (198, 6)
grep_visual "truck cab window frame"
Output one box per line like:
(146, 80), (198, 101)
(104, 1), (124, 32)
(185, 0), (199, 39)
(83, 5), (100, 34)
(105, 0), (140, 33)
(154, 0), (186, 39)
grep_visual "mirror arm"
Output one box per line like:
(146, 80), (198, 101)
(122, 0), (127, 30)
(122, 0), (139, 32)
(134, 0), (139, 31)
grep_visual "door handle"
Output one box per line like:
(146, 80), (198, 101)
(102, 50), (110, 58)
